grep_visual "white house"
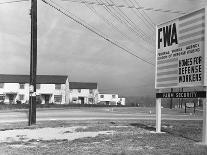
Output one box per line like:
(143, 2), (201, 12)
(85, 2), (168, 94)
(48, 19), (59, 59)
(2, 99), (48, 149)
(98, 93), (119, 105)
(118, 98), (126, 106)
(69, 82), (98, 104)
(0, 74), (69, 104)
(98, 93), (126, 106)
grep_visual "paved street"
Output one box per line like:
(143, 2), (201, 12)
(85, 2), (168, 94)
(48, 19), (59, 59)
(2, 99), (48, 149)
(0, 108), (202, 123)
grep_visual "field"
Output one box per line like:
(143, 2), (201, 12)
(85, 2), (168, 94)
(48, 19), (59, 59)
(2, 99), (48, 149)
(0, 117), (207, 155)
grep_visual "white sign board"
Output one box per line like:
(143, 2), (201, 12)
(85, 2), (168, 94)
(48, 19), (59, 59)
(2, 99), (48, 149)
(155, 8), (206, 89)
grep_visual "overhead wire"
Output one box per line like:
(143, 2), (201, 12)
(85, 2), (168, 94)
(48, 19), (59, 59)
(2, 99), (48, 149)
(61, 0), (156, 50)
(122, 0), (155, 44)
(98, 0), (154, 46)
(123, 0), (155, 33)
(103, 0), (154, 45)
(59, 0), (155, 58)
(1, 0), (155, 48)
(95, 0), (155, 53)
(41, 0), (155, 66)
(51, 0), (155, 64)
(94, 0), (155, 54)
(49, 0), (104, 40)
(95, 0), (142, 41)
(2, 0), (155, 62)
(90, 0), (155, 58)
(84, 1), (155, 55)
(131, 0), (155, 28)
(3, 0), (155, 63)
(0, 0), (28, 5)
(83, 2), (132, 41)
(61, 0), (186, 14)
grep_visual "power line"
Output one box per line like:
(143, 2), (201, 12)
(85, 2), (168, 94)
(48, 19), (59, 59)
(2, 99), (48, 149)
(55, 0), (156, 61)
(124, 0), (155, 31)
(96, 0), (143, 41)
(0, 0), (28, 5)
(97, 0), (154, 46)
(94, 0), (155, 53)
(41, 0), (155, 66)
(120, 0), (155, 42)
(88, 1), (155, 55)
(61, 0), (186, 14)
(131, 0), (155, 27)
(105, 0), (154, 44)
(84, 3), (132, 41)
(95, 0), (155, 50)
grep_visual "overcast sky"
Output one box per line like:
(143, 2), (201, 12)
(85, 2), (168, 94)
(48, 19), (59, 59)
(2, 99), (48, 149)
(0, 0), (206, 96)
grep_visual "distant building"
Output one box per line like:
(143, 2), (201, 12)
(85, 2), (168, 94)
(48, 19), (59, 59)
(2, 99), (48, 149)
(69, 82), (98, 104)
(98, 93), (119, 105)
(118, 97), (126, 106)
(0, 74), (69, 104)
(98, 93), (125, 106)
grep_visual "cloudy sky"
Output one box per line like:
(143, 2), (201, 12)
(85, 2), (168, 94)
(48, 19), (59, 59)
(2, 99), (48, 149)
(0, 0), (206, 96)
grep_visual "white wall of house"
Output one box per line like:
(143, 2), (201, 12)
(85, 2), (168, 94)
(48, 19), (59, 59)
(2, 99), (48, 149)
(69, 89), (98, 104)
(0, 81), (69, 104)
(65, 79), (70, 104)
(118, 98), (126, 106)
(36, 84), (67, 104)
(98, 94), (119, 105)
(0, 83), (29, 104)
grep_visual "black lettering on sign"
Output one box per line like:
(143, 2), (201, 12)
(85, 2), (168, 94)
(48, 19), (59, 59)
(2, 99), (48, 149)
(158, 23), (178, 49)
(156, 91), (206, 98)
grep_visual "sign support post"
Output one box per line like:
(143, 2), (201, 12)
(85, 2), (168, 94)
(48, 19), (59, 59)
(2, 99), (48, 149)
(202, 86), (207, 144)
(156, 89), (161, 133)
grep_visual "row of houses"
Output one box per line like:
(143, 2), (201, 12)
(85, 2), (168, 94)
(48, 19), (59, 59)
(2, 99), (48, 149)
(0, 74), (125, 105)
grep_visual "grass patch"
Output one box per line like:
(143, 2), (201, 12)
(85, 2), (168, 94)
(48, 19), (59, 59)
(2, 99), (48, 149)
(0, 120), (206, 154)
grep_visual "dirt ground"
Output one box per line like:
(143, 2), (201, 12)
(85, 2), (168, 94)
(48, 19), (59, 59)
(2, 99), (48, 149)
(0, 120), (207, 155)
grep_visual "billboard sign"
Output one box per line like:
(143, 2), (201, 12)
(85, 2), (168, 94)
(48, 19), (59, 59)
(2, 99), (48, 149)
(155, 8), (206, 89)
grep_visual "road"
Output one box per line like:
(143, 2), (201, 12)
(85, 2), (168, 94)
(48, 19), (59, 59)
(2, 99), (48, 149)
(0, 107), (203, 123)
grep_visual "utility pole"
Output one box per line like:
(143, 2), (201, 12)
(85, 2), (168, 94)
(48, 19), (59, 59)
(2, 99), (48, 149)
(28, 0), (37, 126)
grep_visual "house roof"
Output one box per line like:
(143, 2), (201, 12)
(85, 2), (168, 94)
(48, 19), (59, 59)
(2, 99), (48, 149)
(99, 93), (118, 96)
(69, 82), (97, 89)
(0, 74), (68, 84)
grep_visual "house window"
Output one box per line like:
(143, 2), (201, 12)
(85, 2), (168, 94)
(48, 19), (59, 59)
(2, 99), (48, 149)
(54, 95), (62, 102)
(70, 89), (73, 93)
(72, 97), (77, 101)
(36, 84), (40, 89)
(19, 83), (25, 89)
(55, 84), (61, 90)
(78, 89), (81, 93)
(89, 89), (93, 94)
(19, 94), (24, 100)
(0, 83), (4, 88)
(0, 94), (5, 101)
(100, 95), (104, 98)
(112, 95), (116, 98)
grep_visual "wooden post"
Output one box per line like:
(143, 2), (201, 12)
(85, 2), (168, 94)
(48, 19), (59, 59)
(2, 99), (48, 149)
(202, 86), (207, 144)
(28, 0), (37, 126)
(156, 89), (161, 133)
(185, 103), (186, 113)
(181, 88), (183, 108)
